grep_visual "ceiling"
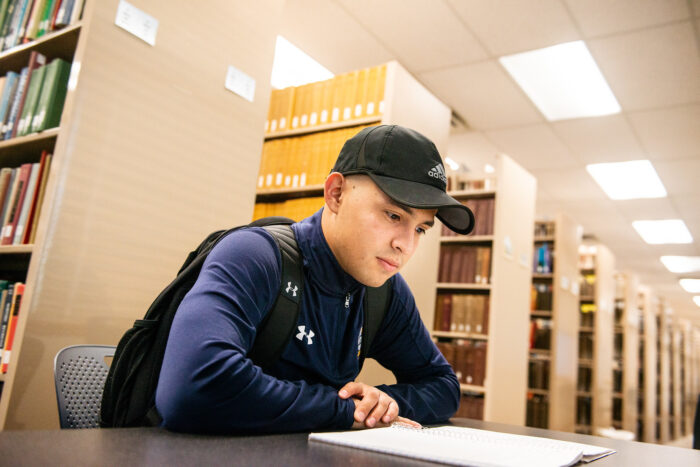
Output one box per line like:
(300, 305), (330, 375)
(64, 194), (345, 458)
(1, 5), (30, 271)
(279, 0), (700, 325)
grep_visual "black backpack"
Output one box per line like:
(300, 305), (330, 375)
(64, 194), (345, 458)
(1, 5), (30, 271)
(100, 217), (392, 427)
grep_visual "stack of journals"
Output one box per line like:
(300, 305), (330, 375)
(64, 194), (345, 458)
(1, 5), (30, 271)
(436, 340), (487, 387)
(257, 124), (372, 191)
(265, 64), (386, 134)
(434, 293), (489, 334)
(438, 245), (491, 284)
(252, 196), (324, 222)
(0, 0), (84, 51)
(0, 51), (71, 140)
(526, 394), (549, 428)
(0, 281), (24, 373)
(455, 394), (484, 419)
(0, 151), (52, 245)
(530, 283), (553, 311)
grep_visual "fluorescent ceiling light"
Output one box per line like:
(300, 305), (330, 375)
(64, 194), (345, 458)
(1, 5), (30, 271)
(694, 296), (700, 307)
(484, 164), (495, 174)
(660, 256), (700, 273)
(586, 160), (666, 200)
(680, 279), (700, 293)
(270, 36), (333, 89)
(445, 157), (459, 171)
(499, 40), (620, 121)
(632, 220), (693, 245)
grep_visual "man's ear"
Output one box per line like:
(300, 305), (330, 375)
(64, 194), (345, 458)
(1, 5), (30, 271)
(324, 172), (344, 214)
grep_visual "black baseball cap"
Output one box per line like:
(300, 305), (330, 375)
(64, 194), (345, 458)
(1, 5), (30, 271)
(332, 125), (474, 235)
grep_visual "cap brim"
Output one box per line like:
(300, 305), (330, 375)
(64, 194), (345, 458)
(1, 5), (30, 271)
(367, 173), (475, 235)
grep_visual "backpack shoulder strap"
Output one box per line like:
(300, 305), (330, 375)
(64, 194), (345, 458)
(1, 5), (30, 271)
(359, 279), (393, 370)
(247, 224), (303, 369)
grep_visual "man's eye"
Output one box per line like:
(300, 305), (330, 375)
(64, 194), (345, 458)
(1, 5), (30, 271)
(386, 211), (400, 221)
(416, 226), (427, 235)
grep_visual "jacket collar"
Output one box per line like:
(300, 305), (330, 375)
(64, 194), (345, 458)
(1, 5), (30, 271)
(291, 208), (361, 297)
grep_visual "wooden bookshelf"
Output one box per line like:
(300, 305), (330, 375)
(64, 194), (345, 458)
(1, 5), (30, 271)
(0, 0), (286, 430)
(526, 214), (581, 432)
(433, 154), (536, 426)
(575, 243), (615, 435)
(657, 301), (672, 443)
(637, 286), (658, 443)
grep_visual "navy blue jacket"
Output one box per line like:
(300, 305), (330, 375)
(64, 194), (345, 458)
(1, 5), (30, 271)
(155, 209), (459, 433)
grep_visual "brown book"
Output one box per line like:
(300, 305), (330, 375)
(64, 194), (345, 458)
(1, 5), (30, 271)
(342, 70), (359, 121)
(451, 294), (464, 332)
(455, 340), (471, 384)
(472, 342), (487, 387)
(376, 64), (387, 115)
(438, 246), (449, 282)
(308, 81), (323, 127)
(462, 247), (476, 283)
(470, 295), (483, 335)
(319, 78), (333, 125)
(441, 294), (452, 332)
(474, 248), (483, 283)
(485, 197), (495, 235)
(436, 341), (455, 367)
(354, 68), (369, 119)
(1, 163), (31, 245)
(434, 294), (444, 331)
(330, 74), (345, 123)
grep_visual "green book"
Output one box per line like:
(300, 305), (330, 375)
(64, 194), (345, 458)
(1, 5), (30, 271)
(36, 0), (55, 38)
(0, 0), (11, 44)
(17, 64), (46, 137)
(31, 58), (70, 133)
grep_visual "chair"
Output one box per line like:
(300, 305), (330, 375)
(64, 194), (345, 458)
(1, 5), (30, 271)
(53, 345), (116, 429)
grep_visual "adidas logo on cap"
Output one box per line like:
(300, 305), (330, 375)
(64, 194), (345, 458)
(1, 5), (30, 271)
(428, 163), (447, 184)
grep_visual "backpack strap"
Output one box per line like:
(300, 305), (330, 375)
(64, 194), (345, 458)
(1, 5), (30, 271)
(358, 280), (393, 371)
(247, 224), (303, 369)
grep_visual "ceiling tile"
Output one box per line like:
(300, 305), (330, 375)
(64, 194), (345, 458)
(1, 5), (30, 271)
(551, 114), (646, 163)
(485, 124), (580, 170)
(446, 131), (499, 171)
(335, 0), (488, 72)
(612, 197), (680, 222)
(419, 61), (543, 129)
(653, 157), (700, 196)
(448, 0), (580, 56)
(587, 22), (700, 110)
(280, 0), (394, 73)
(672, 194), (700, 221)
(565, 0), (690, 37)
(627, 104), (700, 160)
(532, 168), (609, 202)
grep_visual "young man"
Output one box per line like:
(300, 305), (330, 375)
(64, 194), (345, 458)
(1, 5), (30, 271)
(155, 125), (475, 433)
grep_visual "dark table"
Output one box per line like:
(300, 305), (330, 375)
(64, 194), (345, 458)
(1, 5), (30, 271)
(0, 418), (697, 466)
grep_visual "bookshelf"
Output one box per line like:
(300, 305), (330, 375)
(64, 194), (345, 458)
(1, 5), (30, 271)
(434, 154), (536, 426)
(525, 213), (581, 432)
(657, 302), (671, 443)
(253, 60), (453, 390)
(681, 321), (693, 438)
(575, 243), (615, 435)
(0, 0), (286, 430)
(671, 325), (682, 440)
(611, 272), (640, 435)
(637, 285), (658, 443)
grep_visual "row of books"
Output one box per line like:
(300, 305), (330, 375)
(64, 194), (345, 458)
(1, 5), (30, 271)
(265, 64), (386, 134)
(531, 283), (552, 311)
(526, 394), (549, 429)
(580, 304), (595, 327)
(0, 52), (71, 140)
(613, 398), (623, 423)
(614, 332), (623, 360)
(0, 151), (51, 245)
(447, 176), (495, 193)
(533, 242), (553, 274)
(440, 197), (494, 237)
(0, 0), (84, 51)
(0, 281), (24, 373)
(257, 125), (371, 190)
(528, 359), (549, 390)
(454, 394), (484, 420)
(578, 366), (592, 392)
(436, 340), (486, 386)
(252, 197), (324, 223)
(437, 245), (491, 284)
(434, 293), (489, 335)
(534, 221), (555, 238)
(529, 318), (551, 350)
(613, 368), (623, 393)
(579, 333), (593, 360)
(576, 396), (592, 427)
(579, 274), (595, 297)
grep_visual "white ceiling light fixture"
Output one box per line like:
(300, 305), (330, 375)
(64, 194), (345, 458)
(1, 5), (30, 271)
(586, 160), (666, 200)
(632, 220), (693, 245)
(270, 36), (333, 89)
(694, 296), (700, 307)
(484, 164), (495, 174)
(445, 157), (460, 171)
(661, 256), (700, 273)
(499, 40), (620, 121)
(680, 279), (700, 293)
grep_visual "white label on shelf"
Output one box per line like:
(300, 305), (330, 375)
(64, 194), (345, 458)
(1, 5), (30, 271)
(343, 107), (351, 120)
(299, 173), (307, 186)
(571, 281), (580, 296)
(292, 116), (299, 128)
(519, 252), (529, 269)
(560, 275), (570, 292)
(301, 114), (308, 126)
(355, 104), (362, 117)
(310, 112), (318, 125)
(366, 102), (374, 115)
(279, 117), (286, 129)
(225, 65), (256, 103)
(320, 110), (328, 123)
(270, 120), (277, 132)
(292, 175), (299, 187)
(284, 175), (291, 187)
(331, 108), (340, 122)
(115, 0), (158, 46)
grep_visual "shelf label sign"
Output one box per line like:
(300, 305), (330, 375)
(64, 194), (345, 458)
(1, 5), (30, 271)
(115, 0), (159, 46)
(225, 65), (256, 102)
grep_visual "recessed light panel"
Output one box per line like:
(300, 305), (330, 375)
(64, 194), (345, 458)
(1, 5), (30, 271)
(680, 279), (700, 293)
(661, 256), (700, 273)
(271, 36), (333, 89)
(586, 160), (666, 200)
(694, 296), (700, 307)
(632, 220), (693, 244)
(499, 41), (620, 121)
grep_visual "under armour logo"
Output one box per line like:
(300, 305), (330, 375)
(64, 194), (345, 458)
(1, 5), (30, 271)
(296, 325), (315, 345)
(285, 281), (298, 297)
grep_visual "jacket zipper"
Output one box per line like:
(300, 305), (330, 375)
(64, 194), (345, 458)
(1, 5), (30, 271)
(345, 293), (350, 309)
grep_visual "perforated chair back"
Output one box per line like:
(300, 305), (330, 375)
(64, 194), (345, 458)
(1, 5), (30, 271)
(54, 345), (116, 429)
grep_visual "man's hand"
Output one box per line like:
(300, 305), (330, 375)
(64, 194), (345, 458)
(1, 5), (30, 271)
(338, 382), (421, 429)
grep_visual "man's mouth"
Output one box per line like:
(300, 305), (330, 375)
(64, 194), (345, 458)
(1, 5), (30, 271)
(377, 257), (399, 272)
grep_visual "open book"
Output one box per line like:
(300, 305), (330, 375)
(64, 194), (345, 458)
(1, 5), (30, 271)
(309, 424), (615, 467)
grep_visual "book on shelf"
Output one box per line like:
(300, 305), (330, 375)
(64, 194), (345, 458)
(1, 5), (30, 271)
(16, 61), (46, 137)
(0, 0), (83, 50)
(528, 359), (550, 390)
(455, 394), (484, 419)
(438, 244), (491, 284)
(529, 318), (552, 350)
(30, 57), (72, 133)
(1, 281), (23, 373)
(9, 50), (47, 139)
(0, 167), (13, 221)
(3, 66), (30, 139)
(530, 283), (552, 311)
(253, 196), (324, 223)
(533, 242), (553, 273)
(0, 280), (11, 360)
(23, 151), (50, 243)
(434, 292), (489, 334)
(0, 162), (31, 244)
(0, 71), (19, 131)
(436, 339), (487, 387)
(526, 393), (549, 428)
(264, 64), (386, 135)
(309, 424), (615, 467)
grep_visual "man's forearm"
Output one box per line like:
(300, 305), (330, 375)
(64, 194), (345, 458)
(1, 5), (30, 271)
(376, 372), (460, 424)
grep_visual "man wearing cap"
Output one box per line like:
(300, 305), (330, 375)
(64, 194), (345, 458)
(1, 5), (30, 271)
(156, 125), (475, 434)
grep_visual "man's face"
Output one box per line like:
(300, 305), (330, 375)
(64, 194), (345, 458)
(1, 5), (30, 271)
(330, 176), (436, 287)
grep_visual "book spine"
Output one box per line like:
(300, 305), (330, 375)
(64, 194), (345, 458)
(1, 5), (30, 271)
(0, 282), (13, 360)
(1, 282), (25, 373)
(3, 65), (29, 139)
(12, 162), (39, 243)
(1, 162), (31, 244)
